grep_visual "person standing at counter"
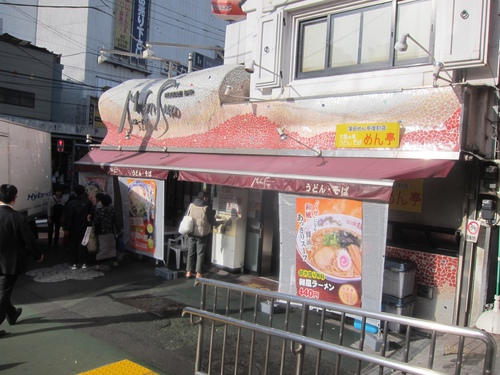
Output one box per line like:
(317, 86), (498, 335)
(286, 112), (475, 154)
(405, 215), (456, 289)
(185, 192), (224, 279)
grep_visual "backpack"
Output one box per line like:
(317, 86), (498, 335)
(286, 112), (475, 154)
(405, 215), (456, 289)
(52, 197), (64, 220)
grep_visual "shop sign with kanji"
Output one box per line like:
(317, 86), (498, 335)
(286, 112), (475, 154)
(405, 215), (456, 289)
(335, 122), (401, 148)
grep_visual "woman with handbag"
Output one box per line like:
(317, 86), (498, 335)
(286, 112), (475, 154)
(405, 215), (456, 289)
(185, 192), (225, 279)
(93, 194), (120, 269)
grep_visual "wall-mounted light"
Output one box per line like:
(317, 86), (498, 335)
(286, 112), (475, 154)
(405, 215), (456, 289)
(277, 127), (322, 157)
(224, 85), (233, 96)
(97, 51), (108, 64)
(85, 134), (108, 149)
(222, 85), (266, 101)
(277, 126), (287, 141)
(245, 59), (283, 79)
(86, 134), (103, 144)
(394, 33), (452, 86)
(142, 46), (155, 59)
(244, 60), (257, 73)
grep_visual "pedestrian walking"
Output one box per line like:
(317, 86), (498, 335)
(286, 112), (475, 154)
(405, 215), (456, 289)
(0, 184), (44, 337)
(47, 185), (67, 248)
(63, 185), (93, 269)
(185, 191), (225, 279)
(94, 194), (120, 268)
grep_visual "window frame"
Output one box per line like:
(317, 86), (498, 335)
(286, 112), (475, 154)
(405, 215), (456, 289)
(0, 87), (35, 108)
(295, 0), (434, 80)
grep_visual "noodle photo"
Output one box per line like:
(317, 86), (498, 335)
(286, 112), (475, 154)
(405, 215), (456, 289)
(308, 228), (362, 279)
(297, 214), (362, 283)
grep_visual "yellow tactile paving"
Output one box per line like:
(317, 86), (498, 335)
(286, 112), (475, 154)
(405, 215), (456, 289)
(78, 359), (158, 375)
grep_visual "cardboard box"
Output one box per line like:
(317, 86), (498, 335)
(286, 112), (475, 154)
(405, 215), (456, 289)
(154, 267), (178, 280)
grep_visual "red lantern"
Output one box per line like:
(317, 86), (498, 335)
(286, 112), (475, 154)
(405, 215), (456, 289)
(211, 0), (247, 21)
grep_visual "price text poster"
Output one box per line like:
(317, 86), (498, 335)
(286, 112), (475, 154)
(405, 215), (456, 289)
(127, 179), (157, 254)
(296, 197), (363, 307)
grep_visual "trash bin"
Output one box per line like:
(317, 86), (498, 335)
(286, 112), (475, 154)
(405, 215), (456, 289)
(383, 257), (416, 298)
(382, 294), (415, 332)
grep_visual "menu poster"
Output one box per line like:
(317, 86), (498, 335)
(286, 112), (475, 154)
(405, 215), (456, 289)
(296, 197), (363, 307)
(126, 179), (157, 254)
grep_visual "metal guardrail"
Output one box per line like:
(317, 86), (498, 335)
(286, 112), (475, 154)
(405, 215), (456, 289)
(182, 277), (496, 375)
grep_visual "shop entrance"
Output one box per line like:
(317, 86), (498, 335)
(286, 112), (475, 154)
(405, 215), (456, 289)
(164, 176), (279, 278)
(244, 190), (279, 279)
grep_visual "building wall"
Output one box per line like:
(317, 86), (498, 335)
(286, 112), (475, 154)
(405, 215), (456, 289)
(0, 40), (58, 121)
(31, 0), (227, 125)
(0, 0), (38, 43)
(232, 0), (499, 326)
(234, 0), (497, 102)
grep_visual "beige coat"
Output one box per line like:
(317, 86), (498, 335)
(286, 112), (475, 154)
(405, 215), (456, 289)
(189, 204), (211, 237)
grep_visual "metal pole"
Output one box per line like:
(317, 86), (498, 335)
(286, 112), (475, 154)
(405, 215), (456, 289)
(188, 52), (193, 73)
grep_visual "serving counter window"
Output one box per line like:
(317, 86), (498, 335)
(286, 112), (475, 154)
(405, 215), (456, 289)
(387, 165), (466, 257)
(387, 222), (460, 257)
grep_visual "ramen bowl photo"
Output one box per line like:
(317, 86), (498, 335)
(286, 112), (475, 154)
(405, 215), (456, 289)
(128, 181), (154, 219)
(297, 214), (362, 283)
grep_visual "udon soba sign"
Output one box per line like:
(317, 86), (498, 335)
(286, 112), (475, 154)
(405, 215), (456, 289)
(296, 197), (362, 307)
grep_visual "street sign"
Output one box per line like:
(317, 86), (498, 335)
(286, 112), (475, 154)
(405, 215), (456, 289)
(466, 220), (481, 243)
(192, 52), (222, 71)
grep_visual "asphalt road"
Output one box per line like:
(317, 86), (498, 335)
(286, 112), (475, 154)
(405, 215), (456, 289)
(0, 237), (206, 375)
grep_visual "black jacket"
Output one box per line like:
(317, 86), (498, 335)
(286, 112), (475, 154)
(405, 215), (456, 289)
(0, 205), (42, 275)
(63, 196), (92, 240)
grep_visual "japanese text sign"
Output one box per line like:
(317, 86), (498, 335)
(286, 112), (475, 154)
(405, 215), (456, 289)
(335, 122), (401, 148)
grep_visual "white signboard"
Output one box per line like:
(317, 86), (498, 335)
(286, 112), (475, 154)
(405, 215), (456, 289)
(466, 220), (481, 243)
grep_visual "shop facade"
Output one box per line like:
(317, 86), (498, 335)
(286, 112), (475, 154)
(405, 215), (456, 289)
(76, 0), (499, 328)
(75, 63), (495, 329)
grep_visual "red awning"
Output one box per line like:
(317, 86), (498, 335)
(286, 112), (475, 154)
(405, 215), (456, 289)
(75, 149), (455, 202)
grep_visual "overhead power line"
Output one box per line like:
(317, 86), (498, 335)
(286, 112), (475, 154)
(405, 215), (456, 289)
(0, 2), (115, 17)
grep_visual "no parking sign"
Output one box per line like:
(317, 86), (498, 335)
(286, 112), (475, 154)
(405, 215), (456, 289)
(466, 220), (481, 243)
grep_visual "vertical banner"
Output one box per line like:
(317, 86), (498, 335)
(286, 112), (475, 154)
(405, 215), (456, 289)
(131, 0), (149, 56)
(296, 197), (363, 307)
(118, 177), (164, 259)
(126, 178), (157, 254)
(114, 0), (133, 51)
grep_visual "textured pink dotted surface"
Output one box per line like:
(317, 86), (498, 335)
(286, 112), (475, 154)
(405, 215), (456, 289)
(387, 246), (458, 294)
(99, 70), (462, 155)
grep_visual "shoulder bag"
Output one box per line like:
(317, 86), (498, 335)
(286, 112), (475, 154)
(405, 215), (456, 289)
(178, 204), (193, 235)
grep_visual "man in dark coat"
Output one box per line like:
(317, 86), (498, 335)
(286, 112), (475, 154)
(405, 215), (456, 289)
(0, 184), (44, 337)
(63, 184), (93, 269)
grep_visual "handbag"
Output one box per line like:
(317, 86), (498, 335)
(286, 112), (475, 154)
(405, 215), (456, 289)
(82, 225), (99, 253)
(178, 204), (193, 235)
